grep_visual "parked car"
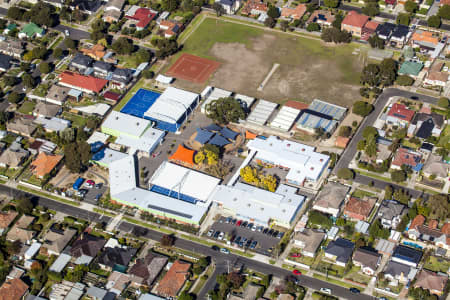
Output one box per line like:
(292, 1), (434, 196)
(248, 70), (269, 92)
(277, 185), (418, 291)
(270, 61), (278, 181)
(290, 253), (302, 258)
(220, 248), (230, 254)
(236, 220), (242, 227)
(225, 217), (232, 223)
(218, 232), (225, 240)
(213, 231), (220, 239)
(292, 269), (302, 276)
(231, 219), (237, 225)
(263, 228), (269, 234)
(272, 230), (279, 237)
(65, 29), (70, 36)
(245, 239), (251, 248)
(277, 232), (284, 239)
(320, 288), (331, 295)
(95, 194), (102, 201)
(234, 236), (241, 245)
(257, 226), (263, 232)
(207, 229), (214, 237)
(267, 229), (274, 236)
(250, 240), (257, 249)
(349, 288), (360, 294)
(241, 221), (248, 227)
(84, 180), (95, 188)
(247, 222), (253, 229)
(251, 225), (257, 231)
(211, 245), (220, 251)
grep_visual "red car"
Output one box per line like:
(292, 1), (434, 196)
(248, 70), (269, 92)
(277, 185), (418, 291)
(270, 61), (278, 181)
(236, 220), (242, 226)
(290, 253), (302, 258)
(292, 269), (302, 276)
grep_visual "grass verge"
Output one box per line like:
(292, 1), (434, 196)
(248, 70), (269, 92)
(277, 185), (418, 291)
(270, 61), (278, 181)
(92, 207), (116, 217)
(313, 273), (361, 289)
(122, 216), (175, 235)
(17, 185), (81, 206)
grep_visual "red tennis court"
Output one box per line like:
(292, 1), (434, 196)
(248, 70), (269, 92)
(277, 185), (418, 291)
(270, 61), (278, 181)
(166, 53), (220, 83)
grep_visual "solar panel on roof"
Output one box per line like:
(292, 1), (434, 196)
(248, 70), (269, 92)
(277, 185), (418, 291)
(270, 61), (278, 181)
(209, 135), (230, 147)
(195, 129), (215, 144)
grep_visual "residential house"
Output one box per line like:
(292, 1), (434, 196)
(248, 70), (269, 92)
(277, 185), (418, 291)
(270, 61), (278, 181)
(410, 30), (440, 54)
(312, 182), (349, 217)
(407, 215), (448, 248)
(30, 152), (63, 179)
(59, 71), (108, 95)
(33, 116), (70, 133)
(386, 103), (415, 127)
(352, 248), (381, 275)
(18, 23), (44, 39)
(111, 68), (134, 89)
(125, 6), (158, 30)
(45, 85), (71, 106)
(70, 0), (103, 14)
(215, 0), (241, 14)
(377, 200), (406, 229)
(139, 294), (166, 300)
(86, 286), (108, 300)
(93, 61), (113, 78)
(0, 145), (29, 169)
(0, 54), (12, 72)
(241, 0), (268, 16)
(361, 20), (380, 41)
(324, 238), (355, 267)
(0, 210), (18, 234)
(383, 260), (414, 284)
(422, 154), (449, 180)
(81, 44), (107, 61)
(412, 112), (444, 139)
(307, 10), (335, 27)
(391, 147), (422, 172)
(375, 143), (392, 164)
(41, 227), (76, 256)
(293, 228), (326, 257)
(376, 22), (396, 40)
(156, 260), (191, 298)
(159, 20), (182, 38)
(343, 196), (376, 221)
(6, 215), (35, 244)
(335, 136), (350, 149)
(281, 4), (307, 20)
(392, 245), (422, 267)
(390, 25), (409, 47)
(103, 0), (125, 22)
(0, 39), (24, 58)
(277, 295), (295, 300)
(414, 270), (448, 296)
(33, 102), (60, 118)
(69, 53), (93, 72)
(70, 233), (106, 265)
(128, 253), (168, 288)
(106, 271), (131, 295)
(0, 278), (29, 300)
(424, 62), (448, 87)
(7, 118), (37, 137)
(398, 61), (424, 79)
(97, 246), (137, 271)
(341, 11), (369, 37)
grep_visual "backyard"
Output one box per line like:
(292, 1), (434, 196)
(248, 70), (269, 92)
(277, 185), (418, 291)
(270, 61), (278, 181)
(423, 255), (450, 273)
(168, 16), (366, 106)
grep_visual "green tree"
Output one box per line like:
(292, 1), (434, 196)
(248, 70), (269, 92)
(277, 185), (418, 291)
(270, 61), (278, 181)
(437, 97), (449, 109)
(324, 0), (339, 8)
(16, 197), (33, 214)
(264, 16), (276, 28)
(136, 48), (152, 64)
(379, 58), (397, 86)
(280, 20), (289, 31)
(427, 15), (441, 28)
(39, 62), (51, 74)
(396, 13), (411, 25)
(361, 64), (380, 87)
(154, 38), (179, 58)
(3, 76), (17, 87)
(404, 0), (418, 12)
(321, 27), (352, 43)
(64, 141), (91, 173)
(112, 37), (134, 55)
(267, 5), (280, 18)
(206, 97), (246, 124)
(7, 7), (23, 20)
(353, 101), (374, 116)
(306, 22), (320, 32)
(160, 234), (176, 247)
(368, 35), (385, 49)
(365, 136), (377, 157)
(426, 194), (449, 220)
(339, 126), (352, 137)
(384, 185), (393, 199)
(8, 92), (21, 104)
(391, 170), (407, 182)
(212, 2), (225, 16)
(332, 14), (344, 29)
(162, 0), (180, 11)
(362, 3), (380, 16)
(22, 74), (35, 89)
(337, 168), (354, 180)
(178, 292), (195, 300)
(396, 75), (414, 86)
(438, 4), (450, 19)
(53, 47), (63, 58)
(64, 38), (76, 49)
(362, 126), (378, 139)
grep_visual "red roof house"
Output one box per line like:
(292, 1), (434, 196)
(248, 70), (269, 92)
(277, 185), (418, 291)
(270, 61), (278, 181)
(59, 71), (108, 94)
(387, 103), (415, 125)
(126, 7), (157, 29)
(391, 147), (422, 170)
(344, 196), (376, 221)
(103, 91), (122, 102)
(341, 11), (369, 37)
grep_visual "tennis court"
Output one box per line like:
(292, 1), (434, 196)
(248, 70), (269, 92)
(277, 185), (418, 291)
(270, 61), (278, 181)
(120, 89), (161, 118)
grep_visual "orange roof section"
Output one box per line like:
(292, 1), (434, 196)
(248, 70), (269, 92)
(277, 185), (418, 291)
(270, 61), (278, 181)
(412, 31), (439, 45)
(245, 130), (258, 140)
(284, 100), (308, 110)
(342, 11), (369, 28)
(335, 136), (350, 148)
(169, 145), (195, 165)
(30, 152), (63, 178)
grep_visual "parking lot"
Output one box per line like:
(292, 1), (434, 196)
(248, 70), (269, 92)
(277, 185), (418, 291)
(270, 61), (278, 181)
(207, 216), (284, 256)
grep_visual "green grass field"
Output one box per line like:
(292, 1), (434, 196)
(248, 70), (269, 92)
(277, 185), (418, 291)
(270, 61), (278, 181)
(438, 124), (450, 149)
(170, 17), (365, 106)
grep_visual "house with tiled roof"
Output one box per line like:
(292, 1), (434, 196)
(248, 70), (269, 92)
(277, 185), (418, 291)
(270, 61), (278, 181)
(59, 71), (108, 95)
(159, 20), (182, 38)
(361, 20), (380, 41)
(307, 10), (335, 27)
(324, 238), (355, 267)
(391, 147), (422, 171)
(281, 4), (307, 20)
(7, 118), (37, 137)
(386, 103), (415, 127)
(111, 68), (134, 89)
(352, 248), (381, 275)
(125, 6), (158, 30)
(412, 112), (444, 139)
(378, 200), (406, 229)
(97, 246), (137, 272)
(343, 196), (376, 221)
(156, 260), (191, 298)
(6, 215), (35, 244)
(70, 233), (106, 265)
(422, 154), (449, 180)
(293, 228), (325, 257)
(410, 30), (440, 53)
(18, 23), (44, 39)
(312, 182), (349, 217)
(241, 0), (268, 16)
(0, 39), (24, 59)
(407, 215), (449, 249)
(414, 270), (448, 296)
(33, 102), (60, 118)
(70, 53), (93, 71)
(45, 85), (71, 106)
(341, 11), (369, 37)
(128, 253), (168, 287)
(81, 44), (107, 61)
(0, 210), (18, 234)
(0, 278), (29, 300)
(0, 145), (29, 169)
(103, 0), (125, 22)
(424, 62), (449, 87)
(30, 152), (63, 179)
(41, 227), (77, 256)
(106, 271), (131, 295)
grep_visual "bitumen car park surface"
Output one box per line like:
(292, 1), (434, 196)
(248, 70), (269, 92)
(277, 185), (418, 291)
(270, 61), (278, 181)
(207, 216), (283, 256)
(80, 183), (108, 205)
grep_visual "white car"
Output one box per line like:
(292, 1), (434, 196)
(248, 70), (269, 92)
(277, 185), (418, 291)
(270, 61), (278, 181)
(218, 232), (225, 240)
(207, 229), (214, 237)
(65, 29), (70, 36)
(220, 248), (230, 254)
(319, 288), (331, 295)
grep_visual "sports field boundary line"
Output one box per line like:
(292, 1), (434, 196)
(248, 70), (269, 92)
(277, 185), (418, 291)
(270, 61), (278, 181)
(179, 14), (207, 44)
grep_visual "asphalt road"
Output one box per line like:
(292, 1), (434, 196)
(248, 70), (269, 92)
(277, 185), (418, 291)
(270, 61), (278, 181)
(0, 183), (375, 300)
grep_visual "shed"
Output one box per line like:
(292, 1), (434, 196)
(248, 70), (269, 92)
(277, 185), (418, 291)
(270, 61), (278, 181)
(246, 100), (278, 125)
(24, 242), (41, 260)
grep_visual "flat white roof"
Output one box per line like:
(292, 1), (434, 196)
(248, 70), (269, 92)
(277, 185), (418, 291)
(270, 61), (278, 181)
(211, 183), (304, 225)
(87, 131), (109, 145)
(109, 155), (137, 195)
(144, 87), (198, 124)
(115, 127), (165, 153)
(49, 253), (72, 273)
(34, 116), (70, 132)
(270, 106), (301, 131)
(246, 100), (277, 125)
(74, 103), (111, 116)
(155, 74), (173, 84)
(149, 161), (220, 202)
(92, 148), (128, 167)
(248, 136), (329, 182)
(25, 242), (41, 257)
(102, 111), (151, 138)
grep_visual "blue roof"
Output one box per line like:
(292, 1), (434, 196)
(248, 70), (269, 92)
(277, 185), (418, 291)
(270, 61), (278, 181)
(204, 124), (222, 132)
(209, 135), (230, 147)
(412, 163), (423, 172)
(195, 128), (215, 144)
(121, 89), (160, 118)
(220, 127), (239, 140)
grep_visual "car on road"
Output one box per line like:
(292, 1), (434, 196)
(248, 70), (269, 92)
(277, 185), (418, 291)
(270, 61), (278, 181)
(247, 222), (253, 229)
(268, 229), (274, 236)
(292, 269), (302, 276)
(251, 225), (257, 231)
(245, 239), (251, 248)
(277, 232), (284, 239)
(207, 229), (214, 237)
(234, 236), (241, 245)
(263, 228), (269, 234)
(236, 220), (242, 226)
(84, 180), (95, 188)
(95, 183), (103, 189)
(319, 288), (331, 295)
(211, 245), (220, 251)
(22, 87), (26, 92)
(220, 248), (229, 254)
(65, 29), (70, 36)
(410, 96), (419, 100)
(290, 253), (302, 258)
(231, 219), (237, 225)
(378, 297), (388, 300)
(257, 226), (263, 232)
(272, 230), (279, 237)
(349, 288), (360, 294)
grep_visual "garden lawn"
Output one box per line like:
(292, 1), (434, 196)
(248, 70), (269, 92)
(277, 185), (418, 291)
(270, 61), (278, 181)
(438, 124), (450, 149)
(113, 77), (147, 112)
(423, 256), (450, 273)
(352, 189), (376, 199)
(62, 112), (87, 128)
(18, 101), (36, 115)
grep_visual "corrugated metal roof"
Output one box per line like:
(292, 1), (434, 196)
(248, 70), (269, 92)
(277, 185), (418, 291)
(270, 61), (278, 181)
(270, 106), (301, 131)
(246, 100), (277, 125)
